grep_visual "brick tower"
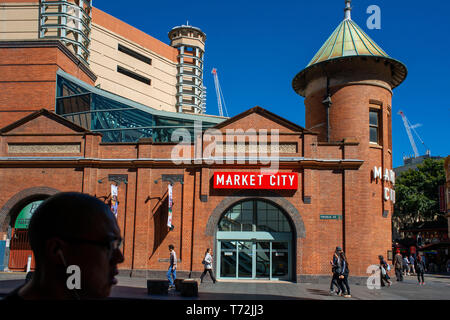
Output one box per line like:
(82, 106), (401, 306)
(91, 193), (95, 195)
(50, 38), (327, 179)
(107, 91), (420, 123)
(292, 0), (407, 275)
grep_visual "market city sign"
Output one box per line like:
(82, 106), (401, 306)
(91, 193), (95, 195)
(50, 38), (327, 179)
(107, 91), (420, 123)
(372, 166), (395, 203)
(214, 172), (298, 190)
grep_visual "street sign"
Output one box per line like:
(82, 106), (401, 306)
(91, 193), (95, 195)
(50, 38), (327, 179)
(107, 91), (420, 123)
(320, 215), (342, 220)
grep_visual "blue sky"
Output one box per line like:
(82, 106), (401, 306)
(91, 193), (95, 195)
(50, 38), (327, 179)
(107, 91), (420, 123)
(94, 0), (449, 167)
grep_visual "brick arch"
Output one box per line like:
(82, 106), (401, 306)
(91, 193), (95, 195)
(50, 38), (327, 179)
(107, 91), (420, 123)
(0, 186), (60, 232)
(205, 190), (306, 238)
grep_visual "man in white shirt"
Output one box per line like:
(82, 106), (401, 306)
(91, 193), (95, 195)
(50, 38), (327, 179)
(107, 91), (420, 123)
(167, 244), (177, 288)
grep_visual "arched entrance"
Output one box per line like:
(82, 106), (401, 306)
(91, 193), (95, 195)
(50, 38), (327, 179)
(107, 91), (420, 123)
(216, 199), (294, 281)
(0, 187), (59, 271)
(8, 200), (43, 270)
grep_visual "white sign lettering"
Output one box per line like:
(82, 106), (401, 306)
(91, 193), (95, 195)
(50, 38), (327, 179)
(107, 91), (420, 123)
(373, 166), (396, 204)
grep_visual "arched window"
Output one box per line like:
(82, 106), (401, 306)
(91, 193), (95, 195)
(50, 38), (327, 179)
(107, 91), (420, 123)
(218, 199), (291, 233)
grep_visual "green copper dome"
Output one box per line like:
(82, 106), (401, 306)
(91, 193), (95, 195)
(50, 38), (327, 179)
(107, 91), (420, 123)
(292, 1), (407, 97)
(307, 19), (389, 67)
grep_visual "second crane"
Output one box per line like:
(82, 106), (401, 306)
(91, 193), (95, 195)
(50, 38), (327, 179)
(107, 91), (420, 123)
(211, 68), (229, 117)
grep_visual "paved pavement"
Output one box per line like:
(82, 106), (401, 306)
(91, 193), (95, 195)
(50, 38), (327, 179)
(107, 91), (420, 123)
(1, 272), (449, 300)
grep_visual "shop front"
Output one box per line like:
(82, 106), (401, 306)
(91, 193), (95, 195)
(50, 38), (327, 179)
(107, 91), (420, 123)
(211, 170), (298, 281)
(216, 199), (294, 280)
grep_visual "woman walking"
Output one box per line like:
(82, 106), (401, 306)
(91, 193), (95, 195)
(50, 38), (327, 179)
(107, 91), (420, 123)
(415, 255), (426, 285)
(378, 255), (392, 287)
(338, 250), (351, 298)
(403, 255), (410, 276)
(200, 248), (217, 284)
(329, 247), (343, 296)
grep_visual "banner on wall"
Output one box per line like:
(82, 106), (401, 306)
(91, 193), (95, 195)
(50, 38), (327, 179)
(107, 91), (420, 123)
(167, 183), (173, 229)
(111, 184), (118, 218)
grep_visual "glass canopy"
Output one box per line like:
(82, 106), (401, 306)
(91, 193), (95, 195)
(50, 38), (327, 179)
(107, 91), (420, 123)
(55, 70), (225, 143)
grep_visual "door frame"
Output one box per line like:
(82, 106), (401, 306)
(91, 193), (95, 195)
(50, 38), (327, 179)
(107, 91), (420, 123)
(216, 231), (292, 280)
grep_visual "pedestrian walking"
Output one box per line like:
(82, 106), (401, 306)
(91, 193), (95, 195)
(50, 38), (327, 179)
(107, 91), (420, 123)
(378, 255), (392, 287)
(338, 250), (351, 298)
(403, 255), (410, 276)
(421, 254), (426, 271)
(393, 250), (403, 281)
(415, 255), (426, 285)
(408, 254), (416, 275)
(200, 248), (217, 284)
(329, 246), (343, 295)
(167, 244), (177, 288)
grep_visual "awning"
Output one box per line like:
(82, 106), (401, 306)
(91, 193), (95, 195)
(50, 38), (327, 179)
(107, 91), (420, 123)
(14, 200), (43, 229)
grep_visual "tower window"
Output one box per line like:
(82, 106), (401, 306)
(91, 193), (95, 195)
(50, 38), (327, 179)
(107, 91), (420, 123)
(387, 107), (392, 150)
(369, 109), (381, 144)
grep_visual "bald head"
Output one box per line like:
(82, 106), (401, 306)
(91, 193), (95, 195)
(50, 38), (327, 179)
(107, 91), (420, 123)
(28, 192), (114, 264)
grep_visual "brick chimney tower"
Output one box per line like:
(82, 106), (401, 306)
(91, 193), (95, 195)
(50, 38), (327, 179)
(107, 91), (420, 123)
(292, 0), (408, 275)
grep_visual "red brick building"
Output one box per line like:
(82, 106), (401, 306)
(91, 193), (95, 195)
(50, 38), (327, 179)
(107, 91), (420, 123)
(0, 1), (407, 282)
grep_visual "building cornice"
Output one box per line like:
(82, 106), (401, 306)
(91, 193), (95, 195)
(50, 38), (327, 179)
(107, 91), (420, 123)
(0, 156), (364, 170)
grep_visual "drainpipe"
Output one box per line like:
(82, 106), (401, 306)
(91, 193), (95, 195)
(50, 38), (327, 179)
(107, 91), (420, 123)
(342, 171), (346, 253)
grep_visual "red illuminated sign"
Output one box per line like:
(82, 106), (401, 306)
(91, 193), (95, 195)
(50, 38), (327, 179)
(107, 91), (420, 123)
(213, 172), (298, 190)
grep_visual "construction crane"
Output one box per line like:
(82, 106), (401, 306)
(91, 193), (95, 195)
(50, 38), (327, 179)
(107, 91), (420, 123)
(211, 68), (228, 117)
(398, 110), (429, 158)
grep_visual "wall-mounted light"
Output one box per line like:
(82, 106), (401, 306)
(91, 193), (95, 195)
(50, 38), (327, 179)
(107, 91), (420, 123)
(98, 174), (128, 186)
(154, 174), (184, 185)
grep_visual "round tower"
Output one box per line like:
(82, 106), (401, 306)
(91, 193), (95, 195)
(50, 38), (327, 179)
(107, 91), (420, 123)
(169, 25), (206, 114)
(292, 0), (407, 275)
(39, 0), (93, 65)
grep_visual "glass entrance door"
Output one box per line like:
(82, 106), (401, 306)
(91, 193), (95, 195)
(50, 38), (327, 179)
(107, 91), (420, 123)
(255, 242), (270, 278)
(271, 242), (289, 280)
(218, 240), (290, 280)
(237, 241), (253, 278)
(220, 241), (237, 278)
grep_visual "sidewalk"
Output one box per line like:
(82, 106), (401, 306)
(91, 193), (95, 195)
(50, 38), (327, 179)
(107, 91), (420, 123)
(110, 274), (450, 300)
(1, 272), (449, 300)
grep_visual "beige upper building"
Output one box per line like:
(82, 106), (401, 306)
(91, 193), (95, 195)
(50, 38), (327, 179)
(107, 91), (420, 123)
(0, 1), (39, 40)
(0, 0), (206, 114)
(89, 7), (179, 112)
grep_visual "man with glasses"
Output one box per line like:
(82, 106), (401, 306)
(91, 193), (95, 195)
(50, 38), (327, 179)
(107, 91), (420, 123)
(4, 192), (124, 300)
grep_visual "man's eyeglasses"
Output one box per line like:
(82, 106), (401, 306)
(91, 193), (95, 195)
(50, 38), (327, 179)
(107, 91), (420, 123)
(59, 236), (122, 256)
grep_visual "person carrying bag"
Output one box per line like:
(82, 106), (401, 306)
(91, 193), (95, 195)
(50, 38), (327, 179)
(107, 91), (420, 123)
(378, 255), (392, 287)
(200, 248), (217, 284)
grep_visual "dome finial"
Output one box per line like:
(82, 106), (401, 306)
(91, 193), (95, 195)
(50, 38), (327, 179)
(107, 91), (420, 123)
(344, 0), (352, 20)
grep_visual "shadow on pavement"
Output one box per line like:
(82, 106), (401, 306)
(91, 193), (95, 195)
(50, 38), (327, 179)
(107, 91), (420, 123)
(109, 286), (311, 300)
(0, 279), (25, 297)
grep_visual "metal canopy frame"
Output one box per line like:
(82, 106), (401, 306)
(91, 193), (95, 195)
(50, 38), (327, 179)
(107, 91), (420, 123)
(55, 70), (225, 143)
